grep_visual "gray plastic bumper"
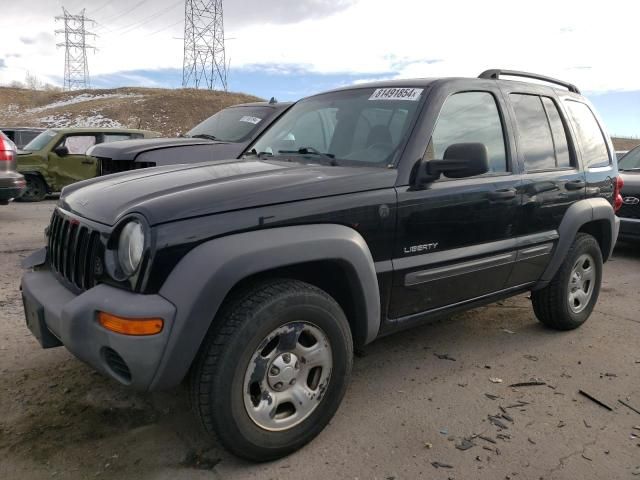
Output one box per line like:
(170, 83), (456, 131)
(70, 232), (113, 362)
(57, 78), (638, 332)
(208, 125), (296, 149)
(21, 269), (176, 390)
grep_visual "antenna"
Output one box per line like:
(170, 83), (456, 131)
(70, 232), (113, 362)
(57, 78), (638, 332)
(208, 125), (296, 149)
(55, 8), (96, 91)
(182, 0), (228, 91)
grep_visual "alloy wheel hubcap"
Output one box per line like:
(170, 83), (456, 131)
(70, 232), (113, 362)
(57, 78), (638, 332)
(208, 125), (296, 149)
(243, 321), (332, 431)
(568, 253), (595, 314)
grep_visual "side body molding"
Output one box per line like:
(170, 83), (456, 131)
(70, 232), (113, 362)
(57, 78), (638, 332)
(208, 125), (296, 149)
(535, 197), (618, 289)
(152, 224), (380, 390)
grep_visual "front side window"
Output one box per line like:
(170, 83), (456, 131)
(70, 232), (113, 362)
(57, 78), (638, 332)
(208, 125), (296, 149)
(565, 101), (610, 168)
(248, 87), (424, 167)
(426, 91), (507, 173)
(63, 135), (97, 154)
(187, 106), (274, 142)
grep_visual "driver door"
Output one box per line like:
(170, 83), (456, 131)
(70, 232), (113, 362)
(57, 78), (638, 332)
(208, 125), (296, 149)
(389, 88), (522, 318)
(48, 134), (98, 190)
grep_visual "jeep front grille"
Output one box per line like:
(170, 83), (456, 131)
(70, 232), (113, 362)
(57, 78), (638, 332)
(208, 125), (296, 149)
(99, 157), (156, 176)
(48, 210), (101, 291)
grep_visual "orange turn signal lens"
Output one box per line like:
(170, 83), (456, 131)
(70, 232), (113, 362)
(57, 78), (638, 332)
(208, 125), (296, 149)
(98, 312), (164, 336)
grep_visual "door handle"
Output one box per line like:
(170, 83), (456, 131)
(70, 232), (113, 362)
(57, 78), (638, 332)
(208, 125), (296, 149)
(565, 180), (585, 191)
(488, 188), (517, 200)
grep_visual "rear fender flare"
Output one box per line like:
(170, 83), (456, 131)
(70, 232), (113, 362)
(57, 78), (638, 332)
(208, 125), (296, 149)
(535, 197), (617, 288)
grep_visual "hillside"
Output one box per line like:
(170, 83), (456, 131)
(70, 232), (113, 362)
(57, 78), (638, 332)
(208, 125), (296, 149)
(612, 136), (639, 151)
(0, 87), (262, 136)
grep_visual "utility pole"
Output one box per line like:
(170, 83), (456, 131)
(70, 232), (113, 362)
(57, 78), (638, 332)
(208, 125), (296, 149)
(182, 0), (228, 91)
(55, 8), (96, 91)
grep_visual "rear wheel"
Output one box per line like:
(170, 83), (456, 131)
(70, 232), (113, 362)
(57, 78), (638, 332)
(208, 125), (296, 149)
(532, 233), (603, 330)
(17, 175), (47, 202)
(190, 279), (353, 461)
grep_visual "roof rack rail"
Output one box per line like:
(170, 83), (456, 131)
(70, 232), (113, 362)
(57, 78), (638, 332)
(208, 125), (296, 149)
(478, 69), (580, 94)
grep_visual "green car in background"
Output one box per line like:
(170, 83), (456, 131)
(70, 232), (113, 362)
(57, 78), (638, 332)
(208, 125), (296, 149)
(17, 128), (160, 201)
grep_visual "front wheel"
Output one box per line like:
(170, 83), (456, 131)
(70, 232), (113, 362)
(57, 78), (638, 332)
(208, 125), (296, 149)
(532, 233), (603, 330)
(190, 279), (353, 461)
(16, 175), (47, 202)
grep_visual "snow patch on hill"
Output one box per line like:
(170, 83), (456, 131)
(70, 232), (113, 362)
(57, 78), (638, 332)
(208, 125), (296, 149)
(27, 93), (144, 113)
(38, 113), (124, 128)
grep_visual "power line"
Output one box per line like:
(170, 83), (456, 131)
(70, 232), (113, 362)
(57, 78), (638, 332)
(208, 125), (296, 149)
(117, 0), (183, 35)
(55, 7), (96, 91)
(100, 0), (149, 24)
(183, 0), (228, 91)
(92, 0), (117, 15)
(146, 19), (184, 37)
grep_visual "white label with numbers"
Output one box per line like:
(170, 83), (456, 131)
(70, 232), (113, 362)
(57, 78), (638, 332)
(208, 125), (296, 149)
(368, 88), (423, 101)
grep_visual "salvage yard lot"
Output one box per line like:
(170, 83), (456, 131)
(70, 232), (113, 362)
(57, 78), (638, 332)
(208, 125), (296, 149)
(1, 200), (639, 480)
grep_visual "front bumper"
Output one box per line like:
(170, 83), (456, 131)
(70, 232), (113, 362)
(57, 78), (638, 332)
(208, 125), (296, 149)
(618, 217), (640, 241)
(21, 267), (176, 390)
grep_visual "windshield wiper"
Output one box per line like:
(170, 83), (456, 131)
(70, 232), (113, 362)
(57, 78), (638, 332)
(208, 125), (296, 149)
(244, 148), (273, 159)
(191, 133), (218, 141)
(278, 147), (338, 165)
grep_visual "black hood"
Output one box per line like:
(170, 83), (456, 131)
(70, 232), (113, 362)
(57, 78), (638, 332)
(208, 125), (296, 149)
(60, 159), (397, 226)
(88, 137), (229, 161)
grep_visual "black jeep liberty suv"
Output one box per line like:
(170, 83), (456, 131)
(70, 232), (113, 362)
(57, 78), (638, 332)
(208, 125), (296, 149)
(21, 70), (621, 461)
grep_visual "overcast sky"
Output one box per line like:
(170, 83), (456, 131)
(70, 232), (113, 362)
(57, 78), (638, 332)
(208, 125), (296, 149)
(1, 0), (639, 135)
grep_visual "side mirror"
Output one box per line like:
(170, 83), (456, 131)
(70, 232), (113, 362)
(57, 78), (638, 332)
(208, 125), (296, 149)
(54, 145), (69, 157)
(438, 143), (490, 179)
(414, 143), (489, 186)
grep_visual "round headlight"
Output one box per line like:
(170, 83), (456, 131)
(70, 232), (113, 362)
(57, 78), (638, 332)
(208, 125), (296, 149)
(118, 220), (145, 276)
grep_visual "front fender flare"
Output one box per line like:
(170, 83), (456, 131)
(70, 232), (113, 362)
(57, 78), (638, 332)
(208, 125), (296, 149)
(151, 224), (380, 390)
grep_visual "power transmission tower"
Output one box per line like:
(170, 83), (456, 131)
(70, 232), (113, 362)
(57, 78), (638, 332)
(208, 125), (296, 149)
(182, 0), (228, 91)
(55, 8), (96, 91)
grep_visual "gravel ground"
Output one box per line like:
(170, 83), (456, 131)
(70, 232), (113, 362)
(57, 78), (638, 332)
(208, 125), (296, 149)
(1, 200), (639, 480)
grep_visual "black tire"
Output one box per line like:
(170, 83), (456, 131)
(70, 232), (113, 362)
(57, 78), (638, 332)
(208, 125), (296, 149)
(190, 279), (353, 461)
(532, 233), (603, 330)
(16, 175), (47, 202)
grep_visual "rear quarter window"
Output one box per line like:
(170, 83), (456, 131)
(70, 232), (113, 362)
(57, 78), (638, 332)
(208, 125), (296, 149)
(565, 101), (610, 168)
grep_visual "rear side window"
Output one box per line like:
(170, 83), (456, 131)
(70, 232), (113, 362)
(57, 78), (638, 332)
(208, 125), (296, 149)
(510, 94), (556, 170)
(541, 98), (571, 168)
(102, 134), (132, 143)
(565, 101), (610, 168)
(426, 91), (507, 173)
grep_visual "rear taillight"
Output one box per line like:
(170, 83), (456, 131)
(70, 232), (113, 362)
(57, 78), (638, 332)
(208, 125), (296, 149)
(0, 137), (15, 162)
(614, 176), (624, 213)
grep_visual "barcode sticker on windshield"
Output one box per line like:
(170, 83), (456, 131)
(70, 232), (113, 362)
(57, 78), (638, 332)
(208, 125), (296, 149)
(369, 88), (423, 101)
(239, 115), (262, 124)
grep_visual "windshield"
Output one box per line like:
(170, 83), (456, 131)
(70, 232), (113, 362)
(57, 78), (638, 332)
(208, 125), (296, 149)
(247, 87), (424, 167)
(619, 146), (640, 170)
(186, 106), (273, 142)
(22, 129), (57, 151)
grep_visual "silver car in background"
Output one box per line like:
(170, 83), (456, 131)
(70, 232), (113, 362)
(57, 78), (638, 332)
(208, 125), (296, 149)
(0, 131), (26, 205)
